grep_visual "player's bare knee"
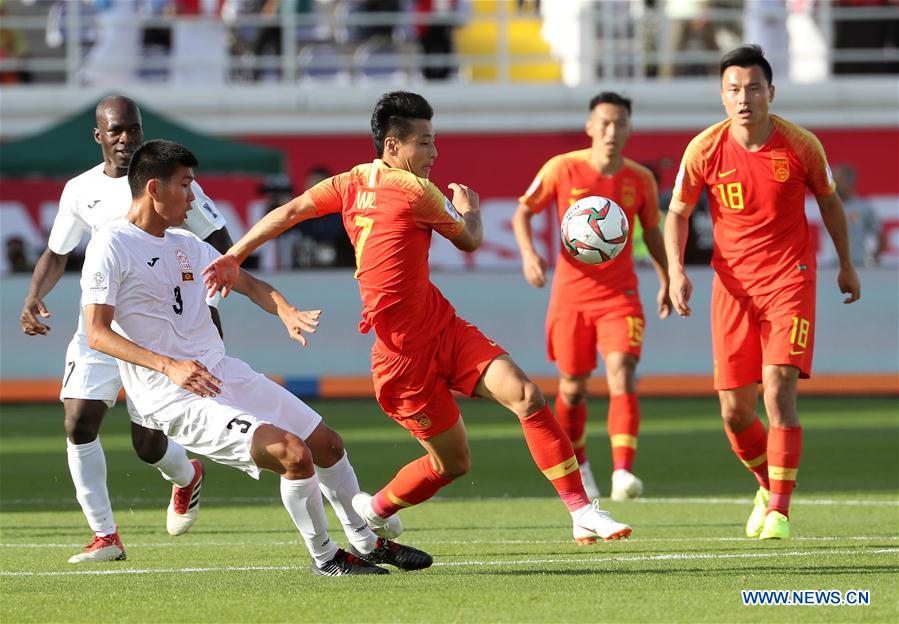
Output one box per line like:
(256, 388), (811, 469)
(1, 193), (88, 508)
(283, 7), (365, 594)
(130, 424), (167, 464)
(433, 451), (470, 480)
(251, 426), (314, 478)
(558, 378), (587, 406)
(763, 385), (798, 428)
(63, 402), (104, 444)
(306, 423), (345, 469)
(514, 380), (545, 418)
(720, 403), (756, 431)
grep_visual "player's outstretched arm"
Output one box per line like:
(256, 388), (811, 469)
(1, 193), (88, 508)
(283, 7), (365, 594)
(642, 224), (672, 319)
(448, 183), (483, 252)
(817, 192), (861, 304)
(230, 269), (320, 347)
(664, 199), (694, 317)
(511, 202), (548, 288)
(84, 303), (221, 397)
(202, 193), (317, 297)
(20, 248), (70, 336)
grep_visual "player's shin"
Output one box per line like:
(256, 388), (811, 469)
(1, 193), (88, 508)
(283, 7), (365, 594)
(372, 455), (452, 518)
(280, 474), (340, 566)
(315, 452), (378, 553)
(66, 438), (116, 536)
(724, 417), (770, 489)
(767, 426), (802, 517)
(555, 394), (588, 464)
(520, 405), (590, 511)
(608, 393), (639, 472)
(151, 439), (195, 487)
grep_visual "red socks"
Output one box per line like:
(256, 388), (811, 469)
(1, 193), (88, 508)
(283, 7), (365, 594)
(554, 394), (588, 464)
(767, 426), (802, 517)
(520, 404), (589, 511)
(371, 455), (452, 518)
(724, 417), (770, 490)
(608, 393), (639, 472)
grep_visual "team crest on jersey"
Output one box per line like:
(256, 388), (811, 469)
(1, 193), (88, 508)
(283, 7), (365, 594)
(89, 271), (108, 292)
(620, 182), (636, 208)
(772, 150), (790, 182)
(414, 413), (432, 429)
(175, 249), (194, 281)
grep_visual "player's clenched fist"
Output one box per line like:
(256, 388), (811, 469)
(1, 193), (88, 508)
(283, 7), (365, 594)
(163, 359), (222, 398)
(448, 183), (479, 214)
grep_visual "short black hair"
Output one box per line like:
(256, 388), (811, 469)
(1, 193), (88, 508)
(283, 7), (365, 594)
(589, 91), (632, 116)
(128, 139), (199, 197)
(370, 91), (434, 156)
(720, 44), (773, 85)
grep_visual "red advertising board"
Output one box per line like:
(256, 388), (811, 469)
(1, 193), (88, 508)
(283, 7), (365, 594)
(2, 128), (897, 272)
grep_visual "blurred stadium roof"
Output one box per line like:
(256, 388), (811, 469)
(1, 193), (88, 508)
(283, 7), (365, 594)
(0, 102), (284, 178)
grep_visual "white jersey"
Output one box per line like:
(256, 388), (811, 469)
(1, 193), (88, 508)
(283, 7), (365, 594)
(49, 162), (226, 344)
(81, 222), (225, 414)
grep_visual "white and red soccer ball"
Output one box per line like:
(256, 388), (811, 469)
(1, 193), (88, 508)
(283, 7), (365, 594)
(560, 196), (629, 265)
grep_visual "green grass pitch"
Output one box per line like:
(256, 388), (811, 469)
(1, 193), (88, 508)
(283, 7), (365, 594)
(1, 397), (897, 623)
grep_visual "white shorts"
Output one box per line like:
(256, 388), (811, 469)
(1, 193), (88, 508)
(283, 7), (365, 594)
(59, 335), (122, 407)
(58, 336), (154, 427)
(138, 356), (322, 479)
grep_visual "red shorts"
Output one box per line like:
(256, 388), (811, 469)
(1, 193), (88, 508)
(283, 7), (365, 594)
(546, 292), (645, 377)
(371, 315), (506, 440)
(711, 276), (816, 390)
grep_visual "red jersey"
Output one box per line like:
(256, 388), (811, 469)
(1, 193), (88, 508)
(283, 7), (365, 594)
(307, 160), (465, 352)
(519, 150), (660, 311)
(673, 115), (835, 296)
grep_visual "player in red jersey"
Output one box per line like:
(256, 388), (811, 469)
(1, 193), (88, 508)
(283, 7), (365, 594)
(664, 45), (861, 540)
(513, 92), (671, 502)
(204, 91), (632, 546)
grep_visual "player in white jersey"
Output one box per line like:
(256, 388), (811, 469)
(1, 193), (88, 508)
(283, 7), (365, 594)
(81, 139), (432, 575)
(19, 96), (233, 563)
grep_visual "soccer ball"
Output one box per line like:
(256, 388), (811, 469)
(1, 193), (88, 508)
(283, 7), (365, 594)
(560, 196), (629, 265)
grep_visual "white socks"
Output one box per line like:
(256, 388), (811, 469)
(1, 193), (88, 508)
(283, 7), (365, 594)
(316, 452), (378, 555)
(279, 474), (339, 566)
(151, 439), (195, 487)
(66, 437), (115, 537)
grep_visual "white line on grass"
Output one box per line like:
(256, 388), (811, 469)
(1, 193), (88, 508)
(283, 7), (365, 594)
(1, 548), (896, 577)
(3, 535), (898, 549)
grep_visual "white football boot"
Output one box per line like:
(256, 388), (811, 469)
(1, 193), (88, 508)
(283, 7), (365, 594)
(610, 469), (644, 501)
(572, 500), (632, 544)
(167, 459), (204, 536)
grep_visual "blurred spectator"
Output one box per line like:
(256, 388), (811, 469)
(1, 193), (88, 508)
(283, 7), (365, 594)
(743, 0), (789, 79)
(0, 0), (31, 84)
(786, 0), (828, 82)
(171, 0), (228, 84)
(833, 0), (899, 75)
(414, 0), (467, 80)
(294, 166), (355, 268)
(5, 236), (32, 273)
(659, 0), (717, 78)
(833, 164), (884, 267)
(260, 168), (354, 269)
(78, 0), (142, 85)
(346, 0), (401, 43)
